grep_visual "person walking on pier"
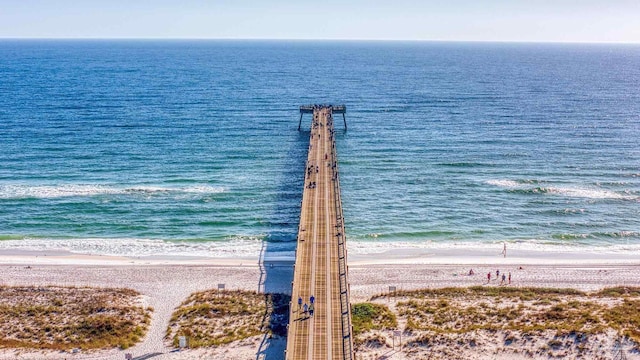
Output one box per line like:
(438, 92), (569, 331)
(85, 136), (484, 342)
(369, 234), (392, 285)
(310, 295), (315, 304)
(298, 296), (302, 311)
(303, 303), (309, 317)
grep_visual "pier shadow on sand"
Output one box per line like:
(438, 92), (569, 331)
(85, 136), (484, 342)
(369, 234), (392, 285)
(255, 123), (309, 360)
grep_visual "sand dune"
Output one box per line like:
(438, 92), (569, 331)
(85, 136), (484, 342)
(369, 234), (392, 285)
(1, 252), (640, 359)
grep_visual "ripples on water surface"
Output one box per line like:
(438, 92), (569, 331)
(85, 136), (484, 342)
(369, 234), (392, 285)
(0, 40), (639, 257)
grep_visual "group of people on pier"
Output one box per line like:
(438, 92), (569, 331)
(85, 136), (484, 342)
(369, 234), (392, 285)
(297, 295), (315, 319)
(305, 111), (340, 191)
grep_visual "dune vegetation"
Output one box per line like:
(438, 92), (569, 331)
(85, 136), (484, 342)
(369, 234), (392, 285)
(166, 290), (289, 348)
(353, 286), (640, 359)
(0, 286), (151, 350)
(163, 286), (640, 358)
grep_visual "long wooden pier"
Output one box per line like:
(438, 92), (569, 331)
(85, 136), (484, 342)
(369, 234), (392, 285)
(286, 105), (354, 360)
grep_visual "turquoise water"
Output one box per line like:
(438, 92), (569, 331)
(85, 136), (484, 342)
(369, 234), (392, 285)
(1, 40), (639, 257)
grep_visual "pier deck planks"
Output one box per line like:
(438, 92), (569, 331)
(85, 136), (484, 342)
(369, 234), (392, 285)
(286, 106), (353, 360)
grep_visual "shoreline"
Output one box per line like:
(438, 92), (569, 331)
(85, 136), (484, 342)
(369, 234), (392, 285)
(1, 245), (639, 267)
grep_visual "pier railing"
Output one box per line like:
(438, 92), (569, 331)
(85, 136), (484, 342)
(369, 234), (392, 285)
(329, 110), (354, 360)
(287, 105), (354, 360)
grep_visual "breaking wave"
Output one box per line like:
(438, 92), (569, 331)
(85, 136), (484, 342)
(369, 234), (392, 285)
(0, 236), (295, 259)
(485, 179), (636, 200)
(0, 184), (225, 199)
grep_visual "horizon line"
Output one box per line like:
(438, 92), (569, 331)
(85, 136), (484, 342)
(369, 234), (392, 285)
(1, 37), (640, 45)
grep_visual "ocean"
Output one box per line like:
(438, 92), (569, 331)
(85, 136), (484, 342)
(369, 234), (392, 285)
(1, 40), (639, 259)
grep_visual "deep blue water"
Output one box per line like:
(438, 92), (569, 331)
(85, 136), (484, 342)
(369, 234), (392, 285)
(1, 40), (639, 257)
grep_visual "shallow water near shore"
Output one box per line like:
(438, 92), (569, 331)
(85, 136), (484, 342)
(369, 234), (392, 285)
(1, 40), (639, 258)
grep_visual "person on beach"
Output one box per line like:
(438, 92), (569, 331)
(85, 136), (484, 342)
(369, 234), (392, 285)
(487, 272), (491, 283)
(502, 242), (507, 258)
(496, 269), (500, 278)
(298, 296), (302, 310)
(501, 273), (506, 285)
(508, 272), (511, 284)
(469, 269), (474, 276)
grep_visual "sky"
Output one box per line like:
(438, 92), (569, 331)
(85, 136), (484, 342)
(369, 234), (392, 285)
(1, 0), (640, 43)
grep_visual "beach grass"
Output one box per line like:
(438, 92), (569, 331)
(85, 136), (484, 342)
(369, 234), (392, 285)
(379, 286), (640, 341)
(166, 290), (289, 348)
(0, 286), (151, 350)
(361, 286), (640, 358)
(166, 285), (640, 356)
(351, 302), (397, 336)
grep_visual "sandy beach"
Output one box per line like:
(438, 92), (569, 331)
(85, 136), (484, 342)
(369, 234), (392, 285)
(2, 248), (640, 359)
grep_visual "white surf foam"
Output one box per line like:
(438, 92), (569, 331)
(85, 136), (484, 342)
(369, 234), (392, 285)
(542, 186), (632, 200)
(0, 236), (294, 259)
(0, 184), (224, 199)
(1, 236), (639, 261)
(346, 238), (640, 256)
(485, 179), (521, 188)
(485, 179), (635, 200)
